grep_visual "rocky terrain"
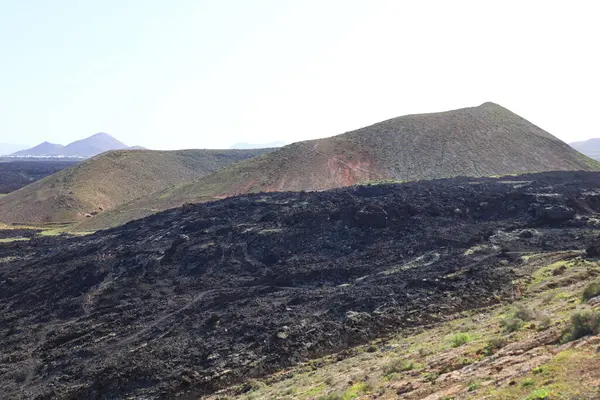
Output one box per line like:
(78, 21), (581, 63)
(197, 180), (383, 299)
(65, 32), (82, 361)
(76, 102), (600, 231)
(0, 160), (77, 194)
(2, 171), (600, 399)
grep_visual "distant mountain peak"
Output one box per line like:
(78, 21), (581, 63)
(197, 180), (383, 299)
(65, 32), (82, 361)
(89, 132), (114, 138)
(570, 137), (600, 161)
(9, 133), (128, 158)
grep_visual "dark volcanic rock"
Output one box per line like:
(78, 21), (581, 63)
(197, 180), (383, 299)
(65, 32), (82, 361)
(2, 171), (600, 399)
(533, 204), (576, 225)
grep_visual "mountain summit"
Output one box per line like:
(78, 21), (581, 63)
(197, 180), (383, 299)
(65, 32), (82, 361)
(78, 102), (600, 231)
(10, 141), (65, 157)
(10, 133), (129, 158)
(60, 133), (128, 157)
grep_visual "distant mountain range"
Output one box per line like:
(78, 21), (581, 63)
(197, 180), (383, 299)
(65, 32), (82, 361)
(230, 141), (285, 149)
(8, 133), (137, 158)
(570, 138), (600, 160)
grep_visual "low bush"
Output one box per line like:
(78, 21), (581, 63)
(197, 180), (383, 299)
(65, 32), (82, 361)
(450, 333), (472, 348)
(501, 317), (523, 333)
(525, 388), (551, 399)
(483, 336), (507, 355)
(515, 306), (537, 322)
(383, 358), (415, 375)
(536, 316), (552, 331)
(318, 394), (343, 400)
(582, 281), (600, 301)
(561, 311), (600, 343)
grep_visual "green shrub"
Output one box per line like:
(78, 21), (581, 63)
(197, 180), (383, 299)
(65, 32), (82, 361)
(521, 378), (534, 387)
(365, 344), (378, 353)
(383, 358), (414, 375)
(501, 317), (523, 333)
(582, 281), (600, 301)
(483, 336), (507, 355)
(515, 306), (537, 322)
(318, 394), (343, 400)
(561, 311), (600, 343)
(422, 372), (439, 382)
(418, 347), (431, 357)
(450, 333), (472, 348)
(526, 388), (551, 399)
(541, 292), (555, 304)
(536, 316), (552, 331)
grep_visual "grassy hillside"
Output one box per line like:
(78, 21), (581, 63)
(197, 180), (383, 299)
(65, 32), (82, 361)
(77, 102), (600, 231)
(0, 148), (270, 225)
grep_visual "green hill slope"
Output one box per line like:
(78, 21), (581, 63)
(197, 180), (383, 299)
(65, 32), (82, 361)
(77, 102), (600, 231)
(0, 148), (271, 225)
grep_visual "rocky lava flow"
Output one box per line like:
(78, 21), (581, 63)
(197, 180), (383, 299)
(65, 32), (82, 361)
(2, 172), (600, 399)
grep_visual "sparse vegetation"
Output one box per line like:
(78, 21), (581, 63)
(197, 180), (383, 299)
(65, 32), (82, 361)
(383, 358), (415, 375)
(500, 317), (523, 333)
(483, 337), (507, 355)
(450, 332), (472, 347)
(521, 378), (535, 387)
(525, 388), (551, 399)
(317, 381), (372, 400)
(0, 148), (270, 226)
(561, 311), (600, 343)
(514, 306), (537, 322)
(582, 280), (600, 301)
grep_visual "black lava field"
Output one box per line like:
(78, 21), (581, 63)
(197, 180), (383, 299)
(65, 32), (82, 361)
(3, 171), (600, 399)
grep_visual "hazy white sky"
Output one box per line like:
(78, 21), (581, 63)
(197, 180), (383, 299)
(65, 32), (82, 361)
(1, 0), (598, 149)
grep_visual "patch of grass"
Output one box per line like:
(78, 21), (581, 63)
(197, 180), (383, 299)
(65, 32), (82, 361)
(525, 388), (551, 399)
(532, 366), (545, 375)
(500, 317), (523, 333)
(317, 395), (343, 400)
(383, 358), (415, 375)
(304, 383), (326, 396)
(338, 381), (372, 400)
(514, 306), (537, 322)
(582, 280), (600, 301)
(536, 315), (552, 331)
(521, 378), (535, 387)
(449, 332), (472, 347)
(498, 305), (543, 333)
(483, 337), (507, 356)
(422, 372), (440, 382)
